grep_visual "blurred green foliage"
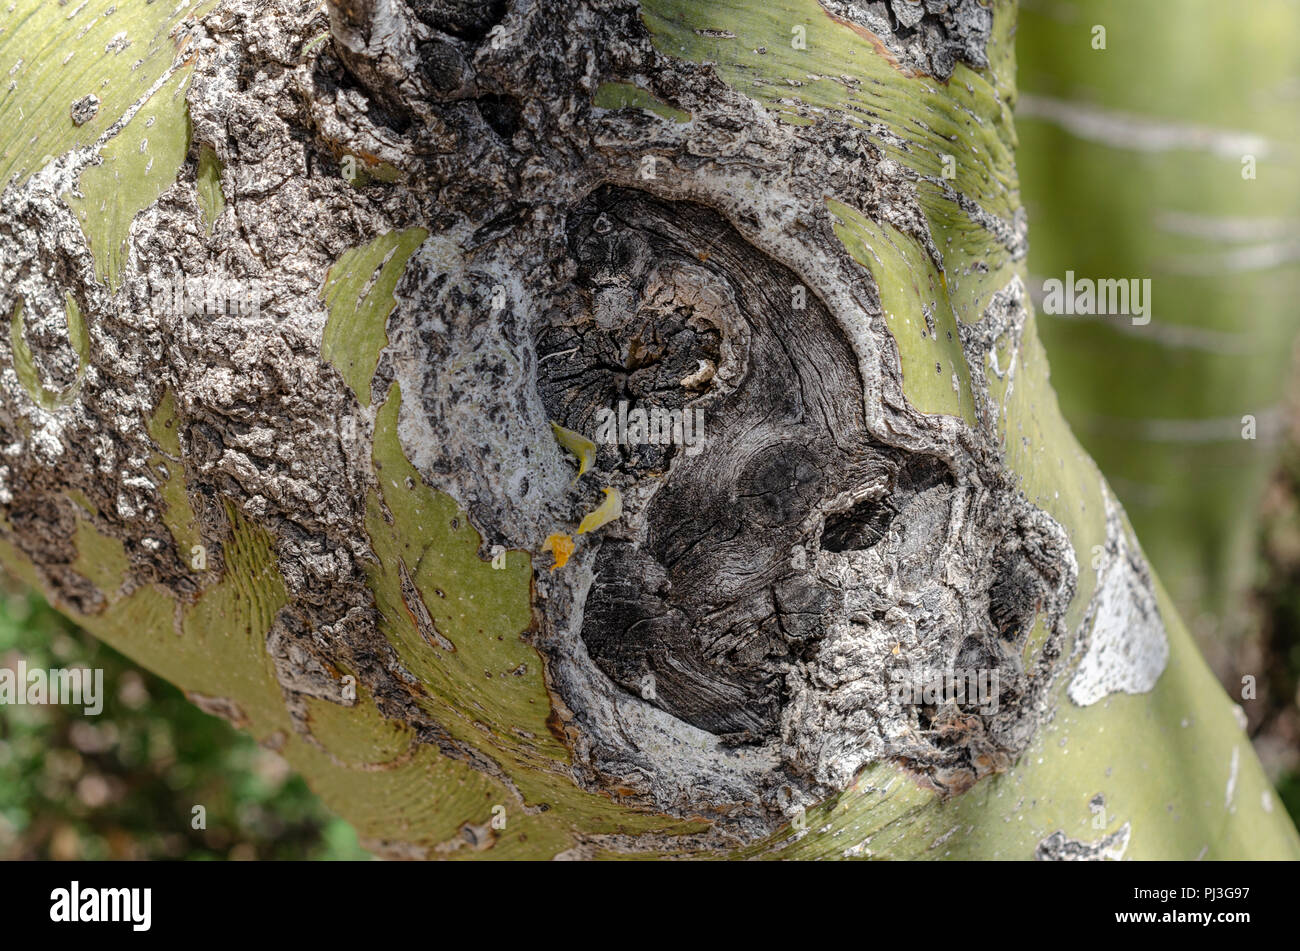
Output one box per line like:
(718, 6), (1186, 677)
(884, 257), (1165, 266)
(0, 576), (368, 860)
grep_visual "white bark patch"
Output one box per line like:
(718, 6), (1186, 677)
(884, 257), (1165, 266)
(1225, 745), (1239, 811)
(1017, 94), (1280, 161)
(1035, 822), (1130, 861)
(1068, 486), (1168, 706)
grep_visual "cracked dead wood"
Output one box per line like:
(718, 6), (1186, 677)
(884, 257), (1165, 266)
(0, 0), (1296, 859)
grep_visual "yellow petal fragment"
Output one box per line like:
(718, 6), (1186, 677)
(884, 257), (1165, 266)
(542, 533), (575, 570)
(577, 487), (623, 535)
(550, 421), (596, 476)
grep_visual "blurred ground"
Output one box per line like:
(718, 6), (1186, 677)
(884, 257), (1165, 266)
(1239, 338), (1300, 821)
(0, 580), (369, 860)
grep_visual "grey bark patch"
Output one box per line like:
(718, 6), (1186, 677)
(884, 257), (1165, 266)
(408, 0), (507, 42)
(0, 0), (483, 814)
(818, 0), (993, 81)
(70, 95), (100, 127)
(1035, 822), (1131, 861)
(267, 606), (355, 704)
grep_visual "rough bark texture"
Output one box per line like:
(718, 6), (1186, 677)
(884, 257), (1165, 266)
(0, 0), (1296, 858)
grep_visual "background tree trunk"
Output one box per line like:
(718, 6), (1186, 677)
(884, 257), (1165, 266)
(1017, 0), (1300, 672)
(0, 0), (1296, 858)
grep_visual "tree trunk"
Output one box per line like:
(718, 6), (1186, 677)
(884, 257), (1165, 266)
(1017, 0), (1300, 667)
(1, 0), (1296, 859)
